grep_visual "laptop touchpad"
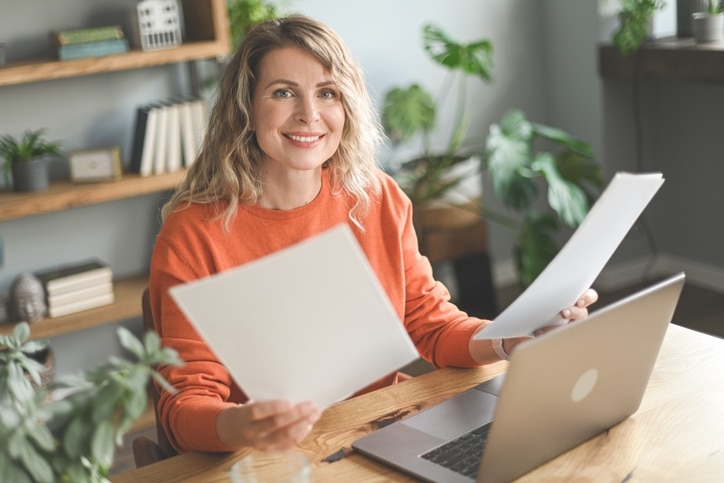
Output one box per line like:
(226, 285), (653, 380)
(401, 389), (499, 440)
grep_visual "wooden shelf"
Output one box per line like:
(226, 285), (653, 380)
(0, 274), (148, 341)
(0, 0), (231, 87)
(0, 42), (227, 87)
(599, 36), (724, 83)
(0, 170), (185, 222)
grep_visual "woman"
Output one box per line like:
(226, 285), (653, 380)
(149, 15), (597, 454)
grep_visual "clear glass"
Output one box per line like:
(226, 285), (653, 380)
(230, 451), (311, 483)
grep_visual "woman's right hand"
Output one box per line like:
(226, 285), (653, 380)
(216, 399), (321, 451)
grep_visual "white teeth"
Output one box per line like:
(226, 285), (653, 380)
(287, 134), (320, 142)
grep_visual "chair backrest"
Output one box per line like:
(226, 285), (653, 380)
(133, 287), (178, 468)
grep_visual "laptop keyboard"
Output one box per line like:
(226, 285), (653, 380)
(420, 423), (491, 479)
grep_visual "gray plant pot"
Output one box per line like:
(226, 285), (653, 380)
(693, 12), (724, 43)
(11, 156), (50, 192)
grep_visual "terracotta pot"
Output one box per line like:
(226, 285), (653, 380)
(413, 198), (481, 231)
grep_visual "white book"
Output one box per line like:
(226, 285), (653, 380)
(179, 98), (198, 167)
(139, 105), (159, 177)
(153, 102), (169, 175)
(165, 100), (182, 172)
(48, 291), (115, 318)
(47, 281), (114, 307)
(35, 259), (113, 296)
(189, 98), (207, 165)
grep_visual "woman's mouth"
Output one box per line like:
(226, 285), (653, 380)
(285, 133), (324, 143)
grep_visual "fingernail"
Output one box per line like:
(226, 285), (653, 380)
(562, 309), (571, 318)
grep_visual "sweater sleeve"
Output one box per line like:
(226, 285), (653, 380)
(149, 222), (240, 453)
(385, 179), (492, 368)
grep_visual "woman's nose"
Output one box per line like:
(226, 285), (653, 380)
(296, 97), (319, 124)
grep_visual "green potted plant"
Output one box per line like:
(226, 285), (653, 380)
(0, 322), (181, 482)
(383, 24), (602, 286)
(485, 110), (602, 287)
(384, 24), (493, 216)
(612, 0), (667, 55)
(0, 128), (62, 193)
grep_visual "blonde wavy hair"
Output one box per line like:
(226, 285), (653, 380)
(161, 15), (384, 231)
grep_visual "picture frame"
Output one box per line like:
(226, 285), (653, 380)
(69, 146), (123, 183)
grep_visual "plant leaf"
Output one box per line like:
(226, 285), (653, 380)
(382, 84), (436, 142)
(117, 327), (146, 361)
(17, 437), (55, 483)
(90, 420), (115, 469)
(13, 322), (31, 344)
(63, 416), (89, 459)
(532, 153), (589, 227)
(422, 24), (493, 82)
(531, 122), (594, 158)
(515, 213), (559, 287)
(485, 110), (537, 209)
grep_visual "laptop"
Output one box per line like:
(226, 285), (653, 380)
(352, 272), (685, 483)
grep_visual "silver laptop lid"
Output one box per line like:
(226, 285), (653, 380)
(479, 272), (685, 482)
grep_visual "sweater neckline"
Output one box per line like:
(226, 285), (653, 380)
(241, 169), (330, 220)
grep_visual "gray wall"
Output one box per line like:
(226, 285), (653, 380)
(598, 1), (724, 290)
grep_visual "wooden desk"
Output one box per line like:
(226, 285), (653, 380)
(111, 324), (724, 482)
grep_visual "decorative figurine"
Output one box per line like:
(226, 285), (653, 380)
(9, 272), (46, 323)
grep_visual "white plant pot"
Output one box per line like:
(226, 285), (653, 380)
(692, 12), (724, 43)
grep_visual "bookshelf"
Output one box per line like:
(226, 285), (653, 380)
(0, 170), (185, 222)
(0, 275), (147, 340)
(0, 0), (230, 338)
(0, 0), (231, 87)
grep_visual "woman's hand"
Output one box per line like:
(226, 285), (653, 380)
(503, 288), (599, 355)
(533, 287), (599, 336)
(216, 399), (321, 451)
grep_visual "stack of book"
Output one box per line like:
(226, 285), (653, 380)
(35, 259), (114, 318)
(128, 97), (207, 176)
(50, 25), (129, 61)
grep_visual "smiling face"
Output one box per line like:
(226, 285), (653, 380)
(251, 46), (346, 179)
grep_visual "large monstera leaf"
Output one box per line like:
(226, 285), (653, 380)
(422, 24), (493, 83)
(485, 110), (538, 210)
(382, 85), (436, 143)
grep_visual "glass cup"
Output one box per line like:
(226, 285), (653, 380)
(230, 451), (311, 483)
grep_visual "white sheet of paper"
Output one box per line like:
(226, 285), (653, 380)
(475, 172), (665, 340)
(169, 224), (419, 410)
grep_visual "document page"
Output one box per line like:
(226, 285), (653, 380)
(475, 172), (664, 340)
(169, 224), (419, 410)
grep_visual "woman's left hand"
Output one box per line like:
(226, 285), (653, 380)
(533, 288), (599, 337)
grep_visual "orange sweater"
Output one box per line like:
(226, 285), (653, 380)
(149, 169), (489, 452)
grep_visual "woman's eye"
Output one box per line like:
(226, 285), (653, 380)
(272, 89), (293, 98)
(319, 89), (338, 100)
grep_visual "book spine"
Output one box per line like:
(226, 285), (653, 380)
(52, 25), (124, 46)
(48, 292), (115, 318)
(58, 39), (129, 61)
(47, 282), (113, 307)
(130, 106), (152, 174)
(44, 268), (113, 295)
(139, 105), (159, 177)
